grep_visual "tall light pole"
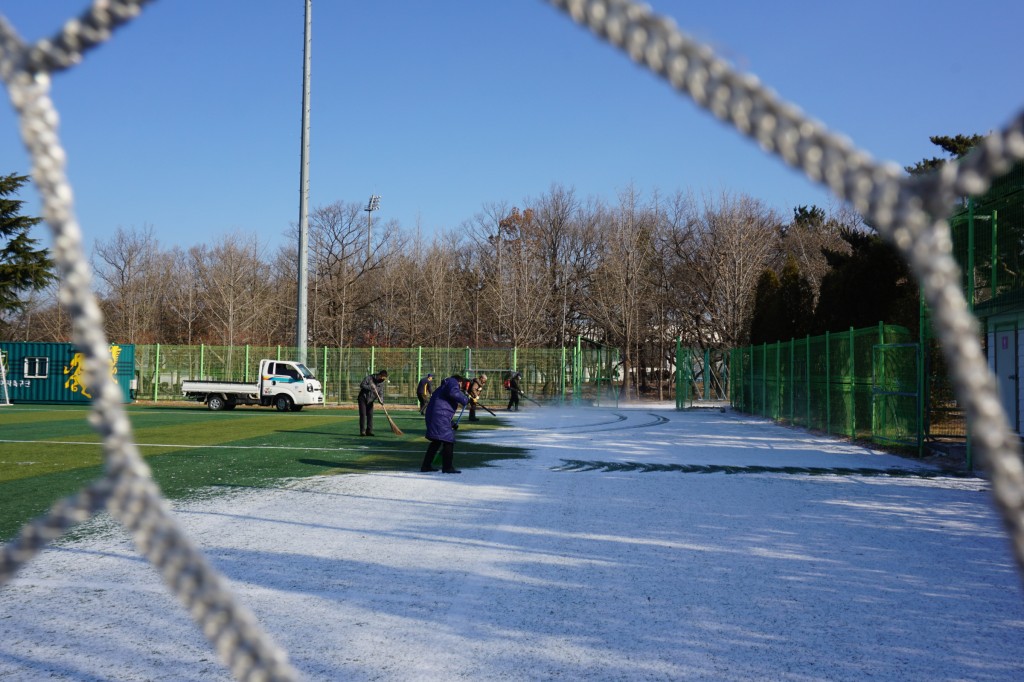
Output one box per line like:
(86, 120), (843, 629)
(295, 0), (312, 365)
(365, 194), (380, 262)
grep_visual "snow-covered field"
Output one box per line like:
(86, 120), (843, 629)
(1, 404), (1022, 681)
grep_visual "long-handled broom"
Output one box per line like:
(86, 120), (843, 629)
(372, 384), (404, 436)
(475, 401), (498, 417)
(520, 393), (542, 407)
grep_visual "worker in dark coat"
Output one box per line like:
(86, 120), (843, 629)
(416, 373), (434, 415)
(461, 373), (487, 422)
(357, 369), (388, 436)
(506, 372), (522, 411)
(420, 374), (470, 474)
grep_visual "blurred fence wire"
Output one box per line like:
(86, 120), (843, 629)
(1, 1), (1023, 681)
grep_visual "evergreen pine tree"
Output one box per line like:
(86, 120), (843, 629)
(1, 173), (55, 319)
(749, 269), (782, 345)
(778, 256), (814, 339)
(904, 134), (985, 176)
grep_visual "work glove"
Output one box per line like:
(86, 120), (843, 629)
(452, 422), (459, 430)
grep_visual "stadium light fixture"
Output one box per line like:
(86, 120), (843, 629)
(365, 194), (381, 262)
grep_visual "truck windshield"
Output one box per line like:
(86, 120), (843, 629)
(295, 363), (314, 378)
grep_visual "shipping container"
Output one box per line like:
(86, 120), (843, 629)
(0, 342), (135, 404)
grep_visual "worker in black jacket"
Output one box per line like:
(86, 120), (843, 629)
(507, 372), (522, 411)
(416, 373), (434, 415)
(357, 369), (388, 436)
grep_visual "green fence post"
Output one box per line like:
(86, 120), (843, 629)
(750, 345), (755, 413)
(322, 345), (328, 399)
(771, 341), (778, 420)
(991, 210), (998, 295)
(152, 343), (160, 401)
(417, 346), (423, 383)
(671, 335), (679, 409)
(575, 335), (582, 405)
(277, 345), (281, 361)
(561, 346), (567, 404)
(199, 343), (205, 379)
(513, 346), (518, 373)
(245, 345), (250, 383)
(805, 334), (811, 428)
(704, 347), (711, 401)
(464, 346), (471, 375)
(825, 332), (831, 434)
(968, 197), (976, 311)
(761, 342), (767, 417)
(789, 338), (795, 424)
(918, 294), (926, 458)
(849, 326), (856, 440)
(875, 321), (884, 442)
(370, 346), (376, 374)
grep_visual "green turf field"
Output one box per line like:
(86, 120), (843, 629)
(0, 403), (526, 542)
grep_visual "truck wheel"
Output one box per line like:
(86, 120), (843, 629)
(289, 404), (303, 412)
(208, 395), (226, 411)
(275, 395), (293, 412)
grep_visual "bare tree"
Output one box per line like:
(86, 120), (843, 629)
(302, 201), (406, 348)
(93, 225), (162, 344)
(524, 184), (584, 347)
(192, 231), (271, 346)
(159, 246), (206, 345)
(585, 185), (660, 399)
(667, 190), (781, 349)
(417, 231), (470, 347)
(5, 282), (67, 341)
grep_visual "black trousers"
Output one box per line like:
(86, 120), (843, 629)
(421, 440), (455, 471)
(507, 391), (520, 411)
(418, 394), (429, 414)
(358, 396), (375, 434)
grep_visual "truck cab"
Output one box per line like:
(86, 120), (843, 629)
(258, 359), (324, 411)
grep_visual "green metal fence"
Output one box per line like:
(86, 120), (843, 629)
(675, 345), (729, 408)
(134, 338), (629, 407)
(729, 323), (921, 453)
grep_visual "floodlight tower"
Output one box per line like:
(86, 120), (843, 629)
(365, 194), (380, 262)
(295, 0), (312, 366)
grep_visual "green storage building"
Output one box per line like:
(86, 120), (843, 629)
(0, 341), (136, 404)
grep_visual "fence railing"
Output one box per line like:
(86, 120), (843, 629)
(133, 340), (638, 407)
(729, 323), (922, 454)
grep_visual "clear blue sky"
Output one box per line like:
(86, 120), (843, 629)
(2, 1), (1022, 253)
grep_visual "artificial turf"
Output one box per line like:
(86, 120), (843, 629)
(0, 403), (526, 542)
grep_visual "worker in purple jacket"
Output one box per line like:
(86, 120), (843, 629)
(420, 374), (470, 474)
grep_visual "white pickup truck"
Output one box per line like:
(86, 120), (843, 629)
(181, 359), (324, 412)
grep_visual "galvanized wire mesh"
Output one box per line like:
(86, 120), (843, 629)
(1, 2), (1023, 680)
(730, 324), (918, 447)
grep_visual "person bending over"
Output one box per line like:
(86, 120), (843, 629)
(420, 374), (470, 474)
(357, 369), (388, 436)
